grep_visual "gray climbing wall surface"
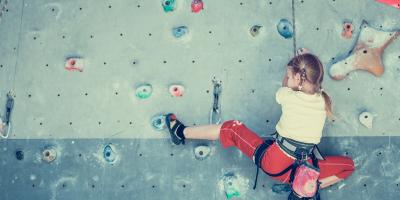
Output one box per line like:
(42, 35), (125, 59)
(0, 0), (400, 199)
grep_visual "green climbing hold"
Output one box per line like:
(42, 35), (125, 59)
(135, 84), (153, 99)
(162, 0), (176, 12)
(222, 173), (241, 199)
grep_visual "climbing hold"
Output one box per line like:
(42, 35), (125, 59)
(329, 21), (400, 80)
(341, 22), (353, 39)
(296, 47), (310, 56)
(162, 0), (175, 12)
(222, 173), (241, 199)
(277, 19), (294, 39)
(103, 144), (116, 163)
(172, 26), (188, 38)
(250, 25), (262, 37)
(376, 0), (400, 9)
(191, 0), (204, 13)
(15, 150), (24, 160)
(65, 57), (84, 72)
(42, 146), (57, 163)
(194, 144), (211, 160)
(272, 183), (292, 194)
(359, 111), (374, 129)
(169, 84), (185, 97)
(151, 114), (166, 131)
(135, 83), (152, 99)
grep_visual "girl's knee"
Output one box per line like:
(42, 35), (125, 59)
(343, 156), (355, 171)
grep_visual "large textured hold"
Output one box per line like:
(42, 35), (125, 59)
(329, 21), (400, 80)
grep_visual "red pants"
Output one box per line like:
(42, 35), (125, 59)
(219, 120), (355, 183)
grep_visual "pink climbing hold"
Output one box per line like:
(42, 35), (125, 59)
(376, 0), (400, 9)
(191, 0), (204, 13)
(169, 85), (185, 97)
(65, 58), (84, 72)
(341, 22), (353, 39)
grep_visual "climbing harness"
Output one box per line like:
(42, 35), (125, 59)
(209, 78), (222, 125)
(252, 132), (324, 199)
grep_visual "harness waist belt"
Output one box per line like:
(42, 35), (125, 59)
(274, 133), (315, 159)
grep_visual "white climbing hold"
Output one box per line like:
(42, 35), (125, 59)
(359, 111), (374, 129)
(42, 147), (57, 163)
(194, 145), (211, 160)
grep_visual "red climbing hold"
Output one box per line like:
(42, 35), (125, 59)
(376, 0), (400, 9)
(169, 85), (185, 97)
(65, 58), (84, 72)
(191, 0), (203, 13)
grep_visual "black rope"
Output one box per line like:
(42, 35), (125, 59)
(11, 0), (25, 92)
(291, 0), (297, 57)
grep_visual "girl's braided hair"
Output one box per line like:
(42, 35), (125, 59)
(287, 53), (335, 121)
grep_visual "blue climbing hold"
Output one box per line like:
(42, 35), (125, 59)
(172, 26), (188, 38)
(151, 114), (166, 131)
(277, 19), (294, 39)
(103, 144), (116, 163)
(16, 150), (24, 160)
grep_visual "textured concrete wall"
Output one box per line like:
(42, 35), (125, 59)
(0, 0), (400, 199)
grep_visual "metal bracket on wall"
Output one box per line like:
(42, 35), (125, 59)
(210, 77), (222, 125)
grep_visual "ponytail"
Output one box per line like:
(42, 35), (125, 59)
(321, 90), (335, 121)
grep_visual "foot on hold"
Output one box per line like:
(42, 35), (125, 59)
(42, 146), (57, 163)
(103, 144), (116, 163)
(329, 21), (400, 80)
(222, 172), (241, 199)
(277, 19), (293, 39)
(271, 183), (292, 194)
(162, 0), (175, 12)
(194, 144), (211, 160)
(135, 83), (153, 99)
(169, 84), (185, 97)
(165, 113), (186, 145)
(151, 114), (167, 131)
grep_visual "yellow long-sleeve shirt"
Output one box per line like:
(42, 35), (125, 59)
(275, 87), (326, 144)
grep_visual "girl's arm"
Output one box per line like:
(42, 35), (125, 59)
(282, 72), (288, 87)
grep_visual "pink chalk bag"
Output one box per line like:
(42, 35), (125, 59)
(252, 132), (323, 200)
(288, 158), (321, 200)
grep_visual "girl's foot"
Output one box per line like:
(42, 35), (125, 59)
(165, 113), (186, 145)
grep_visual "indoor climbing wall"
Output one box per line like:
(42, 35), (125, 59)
(0, 0), (400, 199)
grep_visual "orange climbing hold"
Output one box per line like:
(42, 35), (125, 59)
(341, 22), (353, 39)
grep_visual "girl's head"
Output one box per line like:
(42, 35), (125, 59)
(286, 53), (335, 120)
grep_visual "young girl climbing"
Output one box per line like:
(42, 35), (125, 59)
(165, 53), (355, 198)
